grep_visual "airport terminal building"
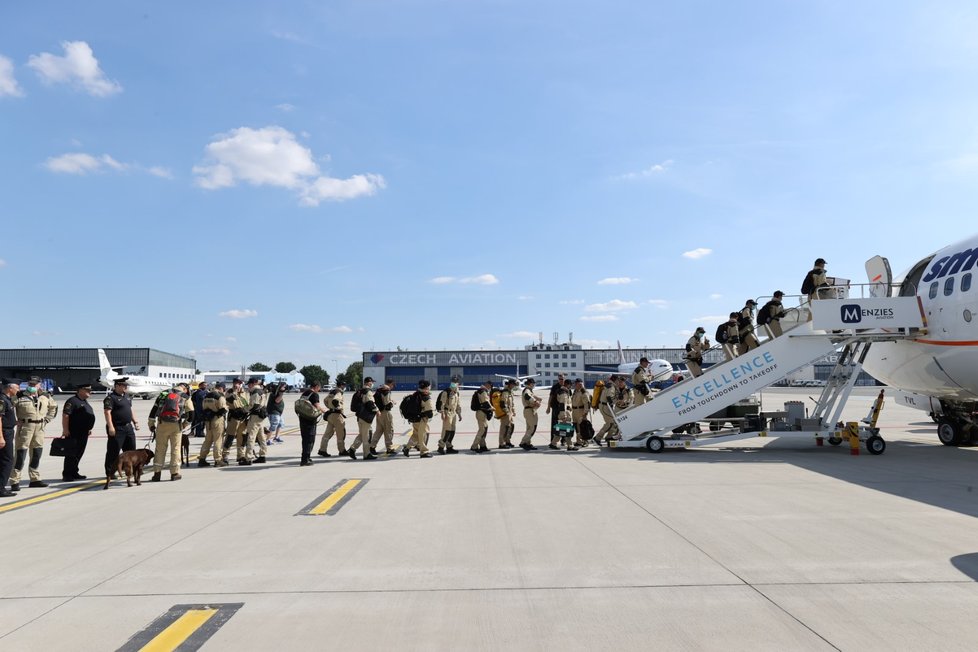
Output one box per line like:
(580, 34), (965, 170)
(0, 348), (196, 390)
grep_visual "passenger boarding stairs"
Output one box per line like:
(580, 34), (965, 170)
(613, 291), (927, 449)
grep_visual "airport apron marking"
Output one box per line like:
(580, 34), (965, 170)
(117, 602), (243, 652)
(297, 478), (369, 516)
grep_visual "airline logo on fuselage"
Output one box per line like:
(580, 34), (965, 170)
(922, 247), (978, 283)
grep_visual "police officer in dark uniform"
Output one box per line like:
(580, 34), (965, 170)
(103, 377), (139, 479)
(61, 383), (96, 481)
(1, 380), (18, 496)
(191, 381), (209, 438)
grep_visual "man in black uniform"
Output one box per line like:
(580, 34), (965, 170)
(103, 377), (140, 479)
(0, 381), (18, 497)
(61, 383), (96, 481)
(191, 382), (208, 438)
(297, 381), (323, 466)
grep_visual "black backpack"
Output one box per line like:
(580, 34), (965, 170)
(470, 390), (481, 411)
(436, 390), (446, 412)
(350, 389), (364, 413)
(400, 392), (422, 422)
(757, 302), (772, 326)
(715, 322), (729, 344)
(801, 271), (815, 296)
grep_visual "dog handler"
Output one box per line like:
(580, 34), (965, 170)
(104, 377), (139, 480)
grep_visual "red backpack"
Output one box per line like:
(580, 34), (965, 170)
(159, 392), (182, 423)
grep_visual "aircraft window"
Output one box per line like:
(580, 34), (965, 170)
(929, 282), (938, 299)
(945, 277), (955, 296)
(964, 273), (973, 292)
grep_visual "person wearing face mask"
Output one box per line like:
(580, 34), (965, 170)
(738, 300), (760, 354)
(435, 380), (462, 455)
(683, 328), (710, 377)
(370, 378), (398, 456)
(403, 379), (434, 458)
(349, 376), (379, 460)
(12, 377), (57, 490)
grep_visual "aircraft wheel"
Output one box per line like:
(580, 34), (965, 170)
(645, 436), (665, 453)
(937, 419), (965, 446)
(865, 435), (886, 455)
(689, 423), (702, 434)
(827, 436), (843, 446)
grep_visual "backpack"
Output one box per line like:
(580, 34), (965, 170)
(470, 390), (481, 411)
(436, 390), (446, 412)
(202, 392), (221, 418)
(294, 391), (319, 420)
(757, 303), (772, 326)
(350, 389), (364, 414)
(715, 322), (729, 344)
(400, 392), (422, 422)
(159, 391), (182, 423)
(801, 271), (815, 296)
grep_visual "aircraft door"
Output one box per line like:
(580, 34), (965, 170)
(865, 255), (892, 297)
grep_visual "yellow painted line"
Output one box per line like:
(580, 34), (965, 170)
(138, 608), (217, 652)
(0, 480), (103, 514)
(297, 478), (369, 516)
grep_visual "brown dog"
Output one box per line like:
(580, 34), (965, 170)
(105, 449), (155, 489)
(181, 432), (190, 467)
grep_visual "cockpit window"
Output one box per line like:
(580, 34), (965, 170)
(963, 273), (972, 292)
(945, 277), (955, 296)
(929, 282), (939, 299)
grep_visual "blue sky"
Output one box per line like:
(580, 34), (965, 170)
(2, 1), (978, 371)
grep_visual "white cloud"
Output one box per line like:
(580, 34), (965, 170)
(44, 153), (126, 175)
(585, 299), (638, 312)
(0, 55), (24, 97)
(559, 299), (585, 305)
(193, 125), (385, 206)
(615, 160), (673, 181)
(647, 299), (669, 309)
(429, 274), (499, 286)
(275, 103), (295, 112)
(677, 330), (694, 337)
(709, 293), (723, 300)
(575, 338), (611, 348)
(147, 166), (174, 179)
(331, 325), (353, 333)
(219, 309), (258, 319)
(597, 277), (637, 285)
(580, 315), (619, 322)
(517, 295), (534, 301)
(289, 323), (322, 333)
(225, 336), (237, 342)
(500, 331), (537, 339)
(27, 41), (122, 97)
(691, 315), (728, 324)
(682, 247), (713, 260)
(429, 276), (455, 284)
(0, 259), (6, 268)
(190, 347), (232, 356)
(271, 31), (305, 43)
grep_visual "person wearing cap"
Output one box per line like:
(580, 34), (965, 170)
(103, 377), (139, 482)
(198, 381), (228, 467)
(631, 358), (653, 406)
(684, 328), (710, 377)
(518, 378), (541, 450)
(244, 378), (268, 464)
(12, 376), (58, 490)
(435, 379), (462, 455)
(223, 378), (250, 465)
(593, 375), (618, 447)
(571, 379), (593, 447)
(1, 381), (20, 496)
(738, 300), (760, 354)
(403, 379), (434, 458)
(719, 312), (741, 361)
(470, 380), (494, 453)
(497, 379), (517, 449)
(549, 379), (578, 450)
(150, 382), (193, 481)
(546, 372), (567, 440)
(190, 382), (209, 439)
(61, 383), (96, 482)
(802, 258), (831, 303)
(371, 378), (399, 455)
(758, 291), (787, 339)
(297, 381), (323, 466)
(318, 381), (348, 457)
(348, 377), (378, 460)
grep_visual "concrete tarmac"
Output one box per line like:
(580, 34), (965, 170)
(2, 387), (978, 651)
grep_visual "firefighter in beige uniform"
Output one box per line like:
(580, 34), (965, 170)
(349, 377), (379, 460)
(684, 328), (710, 377)
(470, 381), (493, 453)
(404, 380), (435, 458)
(149, 383), (193, 481)
(370, 379), (397, 455)
(518, 378), (541, 450)
(243, 379), (267, 464)
(198, 382), (227, 467)
(738, 300), (760, 354)
(630, 358), (653, 406)
(436, 382), (462, 455)
(318, 382), (348, 457)
(223, 379), (249, 464)
(12, 379), (57, 489)
(594, 376), (617, 446)
(571, 379), (592, 447)
(497, 379), (516, 449)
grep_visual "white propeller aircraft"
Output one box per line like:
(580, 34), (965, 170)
(861, 234), (978, 445)
(97, 348), (172, 399)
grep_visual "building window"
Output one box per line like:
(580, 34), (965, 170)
(964, 273), (972, 293)
(545, 354), (550, 359)
(929, 282), (938, 299)
(945, 277), (955, 297)
(562, 362), (568, 368)
(536, 354), (542, 360)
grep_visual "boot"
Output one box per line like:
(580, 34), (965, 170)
(198, 459), (211, 467)
(151, 472), (162, 482)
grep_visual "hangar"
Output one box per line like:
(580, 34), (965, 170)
(0, 348), (196, 391)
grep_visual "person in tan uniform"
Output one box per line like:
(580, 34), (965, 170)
(497, 379), (517, 449)
(758, 291), (786, 339)
(436, 381), (462, 455)
(571, 378), (592, 447)
(721, 313), (741, 361)
(802, 258), (831, 303)
(371, 378), (398, 455)
(12, 378), (57, 490)
(222, 378), (250, 465)
(738, 300), (760, 354)
(245, 378), (268, 464)
(518, 378), (541, 450)
(683, 327), (710, 377)
(470, 381), (493, 454)
(198, 382), (227, 467)
(318, 381), (348, 457)
(403, 380), (434, 458)
(549, 379), (577, 450)
(349, 377), (379, 460)
(149, 383), (193, 481)
(630, 358), (653, 406)
(593, 375), (618, 447)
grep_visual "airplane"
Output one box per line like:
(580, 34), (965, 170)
(860, 234), (978, 446)
(573, 341), (675, 383)
(97, 348), (173, 399)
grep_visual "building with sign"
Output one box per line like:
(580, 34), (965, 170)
(0, 348), (197, 391)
